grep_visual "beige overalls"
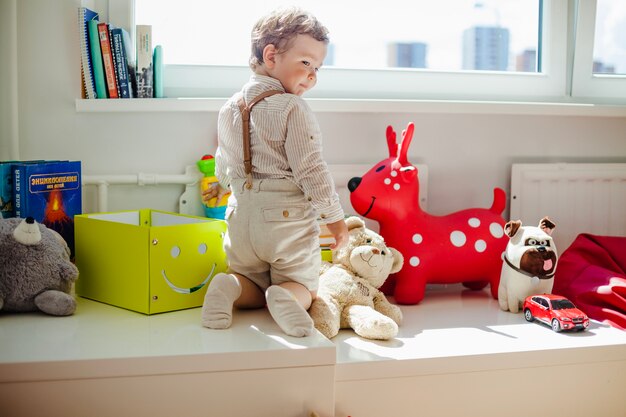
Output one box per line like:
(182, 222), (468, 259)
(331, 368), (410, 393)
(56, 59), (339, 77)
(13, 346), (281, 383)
(222, 91), (321, 291)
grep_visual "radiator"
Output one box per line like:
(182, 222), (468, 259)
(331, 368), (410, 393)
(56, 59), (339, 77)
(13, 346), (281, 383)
(510, 163), (626, 252)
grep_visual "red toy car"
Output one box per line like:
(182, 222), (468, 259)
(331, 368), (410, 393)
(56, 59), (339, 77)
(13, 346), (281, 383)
(523, 294), (590, 332)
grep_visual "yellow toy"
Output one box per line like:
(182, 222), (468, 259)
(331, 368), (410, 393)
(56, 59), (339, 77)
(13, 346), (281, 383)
(197, 155), (231, 219)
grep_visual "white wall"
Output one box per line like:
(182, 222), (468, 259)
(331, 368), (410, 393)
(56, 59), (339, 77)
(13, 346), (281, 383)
(2, 0), (626, 219)
(0, 0), (19, 160)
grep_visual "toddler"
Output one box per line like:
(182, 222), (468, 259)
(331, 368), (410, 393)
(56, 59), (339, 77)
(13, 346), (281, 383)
(201, 7), (348, 337)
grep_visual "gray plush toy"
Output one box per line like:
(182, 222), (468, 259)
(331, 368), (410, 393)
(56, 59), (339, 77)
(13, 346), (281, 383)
(0, 217), (79, 316)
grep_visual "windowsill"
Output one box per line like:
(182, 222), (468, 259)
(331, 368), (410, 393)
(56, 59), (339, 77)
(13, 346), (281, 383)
(75, 97), (626, 117)
(3, 284), (626, 415)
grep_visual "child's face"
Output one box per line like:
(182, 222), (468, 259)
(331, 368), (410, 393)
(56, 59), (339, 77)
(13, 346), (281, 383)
(269, 34), (327, 96)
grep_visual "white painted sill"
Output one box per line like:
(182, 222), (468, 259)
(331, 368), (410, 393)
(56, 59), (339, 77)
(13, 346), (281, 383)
(75, 98), (626, 117)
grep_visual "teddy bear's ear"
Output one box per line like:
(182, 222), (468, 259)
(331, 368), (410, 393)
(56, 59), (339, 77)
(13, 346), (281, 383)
(389, 248), (404, 274)
(345, 216), (365, 231)
(12, 217), (42, 245)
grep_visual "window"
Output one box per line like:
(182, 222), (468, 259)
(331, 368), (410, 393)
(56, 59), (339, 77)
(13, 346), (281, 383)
(125, 0), (624, 103)
(136, 0), (539, 73)
(592, 0), (625, 75)
(571, 0), (626, 103)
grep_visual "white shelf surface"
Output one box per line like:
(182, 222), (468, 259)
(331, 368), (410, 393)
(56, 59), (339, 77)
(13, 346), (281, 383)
(0, 298), (335, 383)
(2, 283), (626, 384)
(2, 284), (626, 417)
(334, 284), (626, 382)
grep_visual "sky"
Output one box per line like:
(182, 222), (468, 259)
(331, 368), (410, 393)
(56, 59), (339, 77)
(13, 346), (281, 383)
(593, 1), (626, 73)
(136, 0), (625, 73)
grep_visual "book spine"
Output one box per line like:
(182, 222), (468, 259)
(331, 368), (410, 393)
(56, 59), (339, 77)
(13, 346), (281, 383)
(12, 165), (25, 218)
(136, 25), (153, 98)
(109, 28), (122, 99)
(121, 29), (137, 97)
(78, 8), (97, 99)
(111, 28), (131, 99)
(98, 22), (119, 99)
(0, 163), (15, 218)
(153, 45), (163, 98)
(88, 20), (107, 99)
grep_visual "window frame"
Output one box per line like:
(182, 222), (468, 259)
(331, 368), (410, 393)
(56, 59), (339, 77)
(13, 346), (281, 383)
(105, 0), (625, 105)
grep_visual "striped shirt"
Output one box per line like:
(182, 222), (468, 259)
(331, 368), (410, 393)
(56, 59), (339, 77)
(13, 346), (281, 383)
(215, 74), (344, 224)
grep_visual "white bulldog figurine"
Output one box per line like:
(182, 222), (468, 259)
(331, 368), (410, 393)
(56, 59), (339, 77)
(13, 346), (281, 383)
(498, 217), (557, 313)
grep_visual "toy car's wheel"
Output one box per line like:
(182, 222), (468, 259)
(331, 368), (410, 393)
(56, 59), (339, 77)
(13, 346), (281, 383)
(524, 309), (533, 322)
(551, 319), (561, 332)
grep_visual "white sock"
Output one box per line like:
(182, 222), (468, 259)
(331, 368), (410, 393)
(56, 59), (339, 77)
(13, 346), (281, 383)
(265, 285), (314, 337)
(201, 273), (241, 329)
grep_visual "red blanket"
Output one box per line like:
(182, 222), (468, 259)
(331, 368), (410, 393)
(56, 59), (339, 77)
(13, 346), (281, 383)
(553, 234), (626, 330)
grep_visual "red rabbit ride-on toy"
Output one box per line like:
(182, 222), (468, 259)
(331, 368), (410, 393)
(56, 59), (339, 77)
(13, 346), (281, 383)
(523, 294), (590, 332)
(348, 123), (508, 305)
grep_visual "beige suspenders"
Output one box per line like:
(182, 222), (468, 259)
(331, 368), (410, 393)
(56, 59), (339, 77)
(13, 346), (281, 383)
(236, 90), (283, 189)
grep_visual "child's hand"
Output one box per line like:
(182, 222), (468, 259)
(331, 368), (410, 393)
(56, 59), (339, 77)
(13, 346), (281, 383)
(202, 183), (229, 205)
(326, 219), (349, 250)
(201, 183), (219, 204)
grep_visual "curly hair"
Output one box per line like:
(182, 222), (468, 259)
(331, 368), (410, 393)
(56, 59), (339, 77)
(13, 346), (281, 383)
(249, 7), (329, 71)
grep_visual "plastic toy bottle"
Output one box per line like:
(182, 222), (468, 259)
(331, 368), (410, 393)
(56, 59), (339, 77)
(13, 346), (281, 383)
(197, 155), (230, 219)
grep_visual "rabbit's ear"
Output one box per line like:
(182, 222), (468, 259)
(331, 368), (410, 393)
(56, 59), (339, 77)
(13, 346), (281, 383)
(386, 125), (397, 158)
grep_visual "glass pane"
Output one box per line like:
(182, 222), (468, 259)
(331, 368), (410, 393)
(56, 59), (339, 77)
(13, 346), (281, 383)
(593, 0), (626, 74)
(135, 0), (539, 73)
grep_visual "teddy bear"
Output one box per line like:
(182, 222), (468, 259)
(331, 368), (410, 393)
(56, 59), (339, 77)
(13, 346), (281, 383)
(498, 217), (557, 313)
(309, 216), (404, 340)
(0, 216), (79, 315)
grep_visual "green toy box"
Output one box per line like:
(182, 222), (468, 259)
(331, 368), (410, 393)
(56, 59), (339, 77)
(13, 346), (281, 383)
(75, 209), (228, 314)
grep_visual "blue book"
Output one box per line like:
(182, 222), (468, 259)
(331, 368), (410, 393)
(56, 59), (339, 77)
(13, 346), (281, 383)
(1, 160), (46, 218)
(1, 161), (17, 218)
(110, 27), (134, 98)
(13, 161), (82, 258)
(78, 7), (99, 99)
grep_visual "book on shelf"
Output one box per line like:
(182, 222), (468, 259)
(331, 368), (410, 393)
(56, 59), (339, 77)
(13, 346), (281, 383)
(1, 161), (17, 218)
(1, 160), (47, 219)
(97, 22), (119, 99)
(123, 27), (138, 97)
(78, 7), (99, 99)
(153, 44), (163, 98)
(87, 19), (107, 99)
(136, 24), (153, 98)
(109, 27), (122, 98)
(110, 27), (135, 98)
(12, 160), (82, 258)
